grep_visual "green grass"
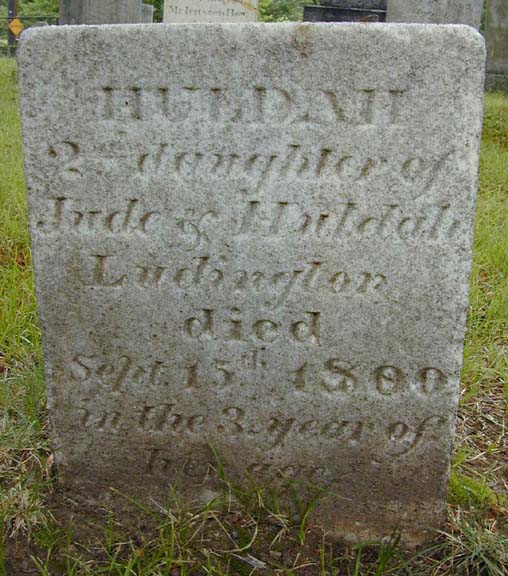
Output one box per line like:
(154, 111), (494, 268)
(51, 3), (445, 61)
(0, 57), (39, 371)
(456, 91), (508, 504)
(1, 55), (508, 574)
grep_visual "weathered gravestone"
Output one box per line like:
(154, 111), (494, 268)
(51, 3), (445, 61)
(484, 0), (508, 92)
(60, 0), (143, 25)
(387, 0), (484, 30)
(18, 23), (485, 544)
(163, 0), (257, 23)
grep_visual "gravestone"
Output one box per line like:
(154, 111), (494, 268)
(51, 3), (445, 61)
(18, 23), (485, 545)
(323, 0), (386, 8)
(387, 0), (484, 30)
(60, 0), (143, 25)
(142, 3), (155, 22)
(163, 0), (257, 22)
(484, 0), (508, 92)
(304, 6), (386, 22)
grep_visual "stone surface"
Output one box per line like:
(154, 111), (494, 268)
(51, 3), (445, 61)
(18, 23), (485, 545)
(142, 3), (155, 22)
(163, 0), (257, 22)
(387, 0), (483, 29)
(59, 0), (143, 25)
(484, 0), (508, 92)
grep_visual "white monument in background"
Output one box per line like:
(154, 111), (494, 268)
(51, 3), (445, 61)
(163, 0), (257, 23)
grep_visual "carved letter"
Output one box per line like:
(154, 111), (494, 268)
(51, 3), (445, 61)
(290, 312), (320, 344)
(91, 255), (126, 287)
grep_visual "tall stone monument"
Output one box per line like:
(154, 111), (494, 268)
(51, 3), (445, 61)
(18, 23), (485, 545)
(387, 0), (484, 30)
(163, 0), (257, 23)
(60, 0), (143, 25)
(484, 0), (508, 92)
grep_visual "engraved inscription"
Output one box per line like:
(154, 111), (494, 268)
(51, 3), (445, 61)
(144, 449), (212, 477)
(79, 407), (121, 432)
(75, 404), (448, 456)
(292, 361), (449, 395)
(36, 196), (462, 244)
(131, 403), (366, 449)
(70, 354), (164, 391)
(88, 254), (387, 305)
(136, 144), (453, 193)
(229, 200), (459, 241)
(100, 86), (406, 127)
(44, 137), (453, 198)
(387, 416), (447, 456)
(91, 409), (448, 462)
(48, 141), (82, 179)
(36, 197), (159, 234)
(66, 352), (450, 397)
(67, 353), (267, 393)
(139, 404), (205, 433)
(183, 309), (320, 345)
(247, 462), (327, 482)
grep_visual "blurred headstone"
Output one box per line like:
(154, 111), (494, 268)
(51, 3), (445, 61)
(60, 0), (143, 25)
(142, 3), (155, 22)
(322, 0), (386, 7)
(387, 0), (483, 30)
(304, 5), (385, 22)
(484, 0), (508, 92)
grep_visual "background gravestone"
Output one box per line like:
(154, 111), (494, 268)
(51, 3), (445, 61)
(303, 6), (386, 22)
(142, 3), (155, 22)
(304, 0), (386, 23)
(484, 0), (508, 92)
(387, 0), (484, 30)
(60, 0), (143, 25)
(163, 0), (258, 22)
(18, 23), (485, 545)
(321, 0), (386, 8)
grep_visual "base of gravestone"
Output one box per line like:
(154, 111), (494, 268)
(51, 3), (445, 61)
(53, 462), (441, 548)
(303, 5), (386, 22)
(485, 74), (508, 93)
